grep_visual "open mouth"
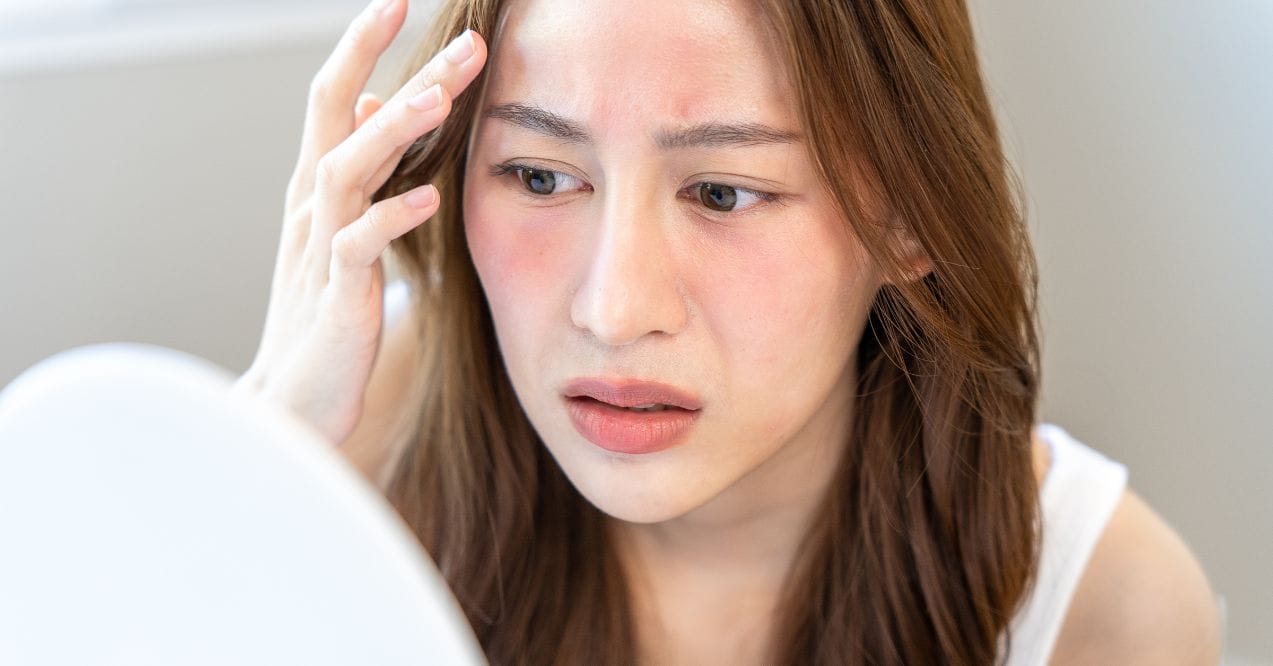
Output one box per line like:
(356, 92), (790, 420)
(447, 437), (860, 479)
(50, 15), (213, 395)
(563, 396), (700, 455)
(569, 396), (689, 413)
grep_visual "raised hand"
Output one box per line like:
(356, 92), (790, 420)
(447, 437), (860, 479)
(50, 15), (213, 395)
(234, 0), (487, 445)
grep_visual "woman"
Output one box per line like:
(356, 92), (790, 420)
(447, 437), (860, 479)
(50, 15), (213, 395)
(235, 0), (1223, 662)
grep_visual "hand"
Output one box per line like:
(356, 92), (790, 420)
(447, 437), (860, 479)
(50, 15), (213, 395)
(235, 0), (487, 445)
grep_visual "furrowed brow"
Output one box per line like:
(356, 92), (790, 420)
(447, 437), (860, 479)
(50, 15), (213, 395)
(654, 122), (802, 149)
(484, 103), (592, 143)
(483, 102), (802, 149)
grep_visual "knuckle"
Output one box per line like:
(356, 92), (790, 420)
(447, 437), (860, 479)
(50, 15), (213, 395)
(330, 226), (362, 269)
(308, 73), (333, 106)
(413, 61), (444, 97)
(285, 200), (312, 228)
(368, 105), (393, 136)
(314, 153), (343, 190)
(363, 201), (391, 236)
(344, 15), (375, 51)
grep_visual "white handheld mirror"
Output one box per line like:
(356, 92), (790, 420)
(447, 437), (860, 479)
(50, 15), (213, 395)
(0, 343), (486, 666)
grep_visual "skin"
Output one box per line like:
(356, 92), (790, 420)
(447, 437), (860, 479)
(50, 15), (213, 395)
(459, 0), (912, 660)
(329, 0), (1222, 662)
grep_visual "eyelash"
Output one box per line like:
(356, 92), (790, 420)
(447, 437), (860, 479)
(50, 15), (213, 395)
(487, 161), (783, 217)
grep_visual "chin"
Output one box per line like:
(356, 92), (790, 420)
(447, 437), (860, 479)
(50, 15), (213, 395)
(585, 496), (687, 524)
(582, 493), (697, 525)
(562, 462), (714, 525)
(528, 412), (727, 525)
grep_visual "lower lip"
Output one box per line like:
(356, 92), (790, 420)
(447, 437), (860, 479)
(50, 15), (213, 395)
(564, 397), (700, 455)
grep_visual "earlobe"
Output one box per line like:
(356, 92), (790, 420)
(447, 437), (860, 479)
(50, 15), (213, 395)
(883, 217), (934, 285)
(902, 261), (934, 284)
(901, 251), (935, 283)
(884, 259), (933, 286)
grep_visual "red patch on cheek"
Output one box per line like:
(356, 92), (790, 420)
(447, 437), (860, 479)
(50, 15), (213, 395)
(467, 203), (575, 301)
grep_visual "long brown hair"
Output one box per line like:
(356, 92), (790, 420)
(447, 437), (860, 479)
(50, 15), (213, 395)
(377, 0), (1042, 663)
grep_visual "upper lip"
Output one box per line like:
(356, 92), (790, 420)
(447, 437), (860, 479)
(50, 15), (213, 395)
(562, 377), (702, 410)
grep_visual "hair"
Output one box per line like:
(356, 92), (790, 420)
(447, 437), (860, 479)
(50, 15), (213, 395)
(375, 0), (1043, 663)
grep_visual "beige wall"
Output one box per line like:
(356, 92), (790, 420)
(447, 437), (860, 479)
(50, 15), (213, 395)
(968, 1), (1272, 661)
(1, 0), (1268, 661)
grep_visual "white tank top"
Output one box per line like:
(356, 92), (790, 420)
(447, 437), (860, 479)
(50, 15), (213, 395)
(999, 423), (1129, 665)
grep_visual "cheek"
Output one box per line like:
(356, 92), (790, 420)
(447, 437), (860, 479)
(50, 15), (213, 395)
(689, 222), (871, 370)
(685, 219), (874, 437)
(463, 191), (575, 320)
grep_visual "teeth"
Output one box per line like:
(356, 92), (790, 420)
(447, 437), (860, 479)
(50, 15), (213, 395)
(626, 404), (669, 412)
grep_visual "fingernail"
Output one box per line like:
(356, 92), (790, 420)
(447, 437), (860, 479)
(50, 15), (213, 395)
(405, 185), (437, 208)
(443, 30), (475, 64)
(407, 84), (442, 110)
(371, 0), (395, 16)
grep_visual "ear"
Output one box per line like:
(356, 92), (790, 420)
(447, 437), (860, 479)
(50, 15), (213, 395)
(882, 216), (934, 285)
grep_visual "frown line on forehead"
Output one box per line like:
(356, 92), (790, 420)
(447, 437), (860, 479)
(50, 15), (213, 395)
(483, 102), (803, 150)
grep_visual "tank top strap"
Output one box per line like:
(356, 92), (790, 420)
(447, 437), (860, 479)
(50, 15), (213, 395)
(999, 423), (1129, 665)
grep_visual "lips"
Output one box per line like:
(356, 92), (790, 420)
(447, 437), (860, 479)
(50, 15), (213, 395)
(561, 377), (702, 410)
(561, 377), (703, 454)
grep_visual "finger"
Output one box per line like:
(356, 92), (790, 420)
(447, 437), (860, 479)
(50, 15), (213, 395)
(311, 85), (452, 249)
(362, 110), (422, 197)
(329, 184), (439, 302)
(355, 28), (488, 198)
(297, 0), (406, 179)
(381, 29), (488, 115)
(309, 29), (486, 245)
(289, 92), (382, 214)
(319, 29), (486, 199)
(362, 107), (416, 197)
(366, 143), (408, 197)
(354, 93), (383, 130)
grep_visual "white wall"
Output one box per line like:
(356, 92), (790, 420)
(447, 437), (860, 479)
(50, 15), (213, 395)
(1, 0), (1268, 661)
(968, 1), (1272, 660)
(0, 0), (436, 385)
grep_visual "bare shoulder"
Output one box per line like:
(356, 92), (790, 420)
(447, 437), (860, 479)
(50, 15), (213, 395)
(1032, 430), (1051, 487)
(1049, 484), (1224, 664)
(338, 278), (425, 492)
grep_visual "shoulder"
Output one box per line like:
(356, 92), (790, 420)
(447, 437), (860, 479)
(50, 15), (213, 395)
(1048, 484), (1223, 664)
(1031, 430), (1051, 487)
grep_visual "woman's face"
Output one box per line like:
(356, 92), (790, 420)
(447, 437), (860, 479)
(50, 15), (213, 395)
(463, 0), (883, 524)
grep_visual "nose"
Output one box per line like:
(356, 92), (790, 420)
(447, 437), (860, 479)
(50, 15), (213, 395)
(570, 184), (689, 347)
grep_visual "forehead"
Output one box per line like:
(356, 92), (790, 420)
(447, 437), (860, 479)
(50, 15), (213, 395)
(481, 0), (795, 137)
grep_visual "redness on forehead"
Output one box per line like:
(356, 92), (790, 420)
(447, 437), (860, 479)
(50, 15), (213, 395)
(484, 0), (795, 140)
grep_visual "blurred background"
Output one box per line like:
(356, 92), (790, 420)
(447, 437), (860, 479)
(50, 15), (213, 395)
(1, 0), (1268, 661)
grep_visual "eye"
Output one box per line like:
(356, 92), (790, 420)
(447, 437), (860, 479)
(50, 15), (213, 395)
(488, 162), (589, 197)
(519, 168), (556, 195)
(687, 182), (779, 214)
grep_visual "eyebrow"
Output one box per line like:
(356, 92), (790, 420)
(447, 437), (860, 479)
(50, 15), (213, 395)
(483, 102), (802, 149)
